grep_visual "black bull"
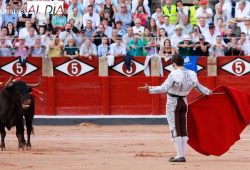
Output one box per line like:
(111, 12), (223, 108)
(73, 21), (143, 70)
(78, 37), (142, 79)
(0, 79), (40, 150)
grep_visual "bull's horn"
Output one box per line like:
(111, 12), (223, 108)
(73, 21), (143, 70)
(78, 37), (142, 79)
(5, 76), (13, 86)
(27, 79), (41, 88)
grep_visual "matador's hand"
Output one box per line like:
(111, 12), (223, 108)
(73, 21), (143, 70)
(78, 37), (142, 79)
(137, 83), (149, 92)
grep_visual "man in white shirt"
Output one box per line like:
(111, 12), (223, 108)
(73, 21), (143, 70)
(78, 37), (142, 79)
(170, 25), (184, 48)
(67, 7), (83, 31)
(19, 20), (37, 39)
(195, 0), (213, 24)
(59, 23), (77, 44)
(204, 23), (220, 45)
(160, 16), (175, 37)
(132, 18), (145, 35)
(235, 0), (250, 28)
(122, 26), (134, 45)
(25, 27), (37, 47)
(82, 5), (100, 28)
(198, 17), (209, 35)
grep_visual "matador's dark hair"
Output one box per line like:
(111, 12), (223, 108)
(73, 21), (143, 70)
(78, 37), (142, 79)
(171, 54), (184, 66)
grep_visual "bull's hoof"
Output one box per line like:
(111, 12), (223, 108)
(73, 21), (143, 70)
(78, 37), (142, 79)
(18, 143), (25, 150)
(26, 143), (31, 150)
(0, 144), (6, 151)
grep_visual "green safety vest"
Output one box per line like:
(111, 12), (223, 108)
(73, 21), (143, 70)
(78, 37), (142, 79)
(189, 6), (198, 26)
(162, 4), (177, 25)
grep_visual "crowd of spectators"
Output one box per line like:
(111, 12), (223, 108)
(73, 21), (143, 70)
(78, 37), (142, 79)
(0, 0), (250, 71)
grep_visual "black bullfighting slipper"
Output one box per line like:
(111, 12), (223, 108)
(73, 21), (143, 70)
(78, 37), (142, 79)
(168, 157), (186, 162)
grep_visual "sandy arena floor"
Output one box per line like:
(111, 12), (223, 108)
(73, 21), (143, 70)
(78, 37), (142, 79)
(0, 124), (249, 170)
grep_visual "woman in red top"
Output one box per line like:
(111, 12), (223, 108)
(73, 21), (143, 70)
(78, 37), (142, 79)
(133, 5), (148, 27)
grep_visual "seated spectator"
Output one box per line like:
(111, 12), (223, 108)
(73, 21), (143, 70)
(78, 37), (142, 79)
(97, 35), (110, 57)
(48, 36), (64, 58)
(79, 38), (97, 60)
(238, 32), (250, 55)
(100, 0), (117, 19)
(67, 7), (83, 31)
(52, 12), (67, 31)
(103, 19), (113, 38)
(133, 5), (148, 27)
(116, 0), (132, 13)
(198, 17), (209, 35)
(63, 38), (79, 59)
(146, 18), (158, 37)
(69, 18), (80, 34)
(30, 36), (46, 57)
(240, 17), (250, 36)
(159, 38), (176, 61)
(225, 36), (242, 56)
(223, 27), (235, 44)
(110, 29), (118, 44)
(170, 25), (184, 48)
(142, 28), (157, 56)
(82, 5), (100, 29)
(107, 35), (126, 67)
(92, 24), (107, 46)
(132, 0), (150, 15)
(115, 3), (132, 30)
(180, 15), (192, 35)
(38, 26), (49, 45)
(128, 33), (145, 56)
(67, 0), (84, 15)
(204, 23), (220, 45)
(211, 35), (227, 57)
(158, 28), (168, 48)
(227, 19), (241, 38)
(214, 3), (228, 25)
(19, 20), (37, 39)
(215, 0), (232, 23)
(235, 0), (250, 28)
(193, 35), (210, 56)
(7, 22), (18, 39)
(177, 35), (194, 56)
(2, 4), (18, 28)
(25, 27), (37, 47)
(101, 9), (115, 28)
(115, 21), (127, 36)
(0, 35), (12, 56)
(132, 18), (145, 35)
(195, 0), (213, 24)
(176, 0), (189, 25)
(1, 26), (12, 46)
(215, 18), (226, 36)
(59, 23), (77, 44)
(76, 30), (86, 47)
(160, 16), (175, 37)
(190, 25), (202, 43)
(84, 20), (96, 39)
(122, 27), (134, 45)
(17, 2), (35, 31)
(151, 7), (163, 23)
(14, 38), (30, 59)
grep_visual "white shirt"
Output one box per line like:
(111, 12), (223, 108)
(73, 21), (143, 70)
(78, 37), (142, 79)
(160, 24), (175, 37)
(104, 26), (113, 38)
(19, 28), (37, 39)
(82, 12), (100, 28)
(204, 30), (220, 45)
(170, 34), (184, 48)
(132, 26), (145, 34)
(215, 2), (232, 20)
(241, 24), (250, 36)
(25, 35), (37, 47)
(198, 24), (209, 35)
(110, 43), (126, 56)
(235, 6), (250, 28)
(196, 7), (213, 24)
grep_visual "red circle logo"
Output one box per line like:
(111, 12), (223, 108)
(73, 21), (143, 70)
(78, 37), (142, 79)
(13, 62), (27, 76)
(67, 61), (82, 76)
(122, 62), (136, 75)
(232, 61), (245, 75)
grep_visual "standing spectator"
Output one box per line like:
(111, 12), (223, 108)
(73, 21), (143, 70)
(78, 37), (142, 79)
(107, 35), (126, 67)
(170, 25), (184, 48)
(64, 38), (79, 59)
(225, 36), (242, 56)
(52, 12), (67, 31)
(180, 15), (193, 35)
(176, 0), (189, 25)
(204, 23), (220, 45)
(189, 0), (200, 26)
(133, 5), (148, 27)
(30, 36), (46, 57)
(17, 2), (35, 31)
(238, 32), (250, 55)
(67, 7), (83, 31)
(97, 35), (110, 57)
(79, 38), (97, 60)
(177, 35), (194, 56)
(92, 24), (107, 46)
(146, 18), (158, 37)
(82, 5), (100, 29)
(211, 35), (227, 57)
(122, 27), (134, 45)
(48, 36), (64, 58)
(195, 0), (213, 24)
(2, 4), (18, 28)
(115, 21), (127, 36)
(59, 23), (77, 44)
(115, 3), (132, 30)
(84, 20), (96, 39)
(193, 35), (210, 56)
(128, 33), (145, 56)
(190, 25), (202, 43)
(162, 0), (178, 25)
(132, 18), (145, 35)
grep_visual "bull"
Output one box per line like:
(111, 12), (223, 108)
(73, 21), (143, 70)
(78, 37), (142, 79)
(0, 77), (40, 150)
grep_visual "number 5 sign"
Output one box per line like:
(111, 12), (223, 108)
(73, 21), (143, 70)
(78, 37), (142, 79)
(0, 58), (39, 76)
(221, 58), (250, 76)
